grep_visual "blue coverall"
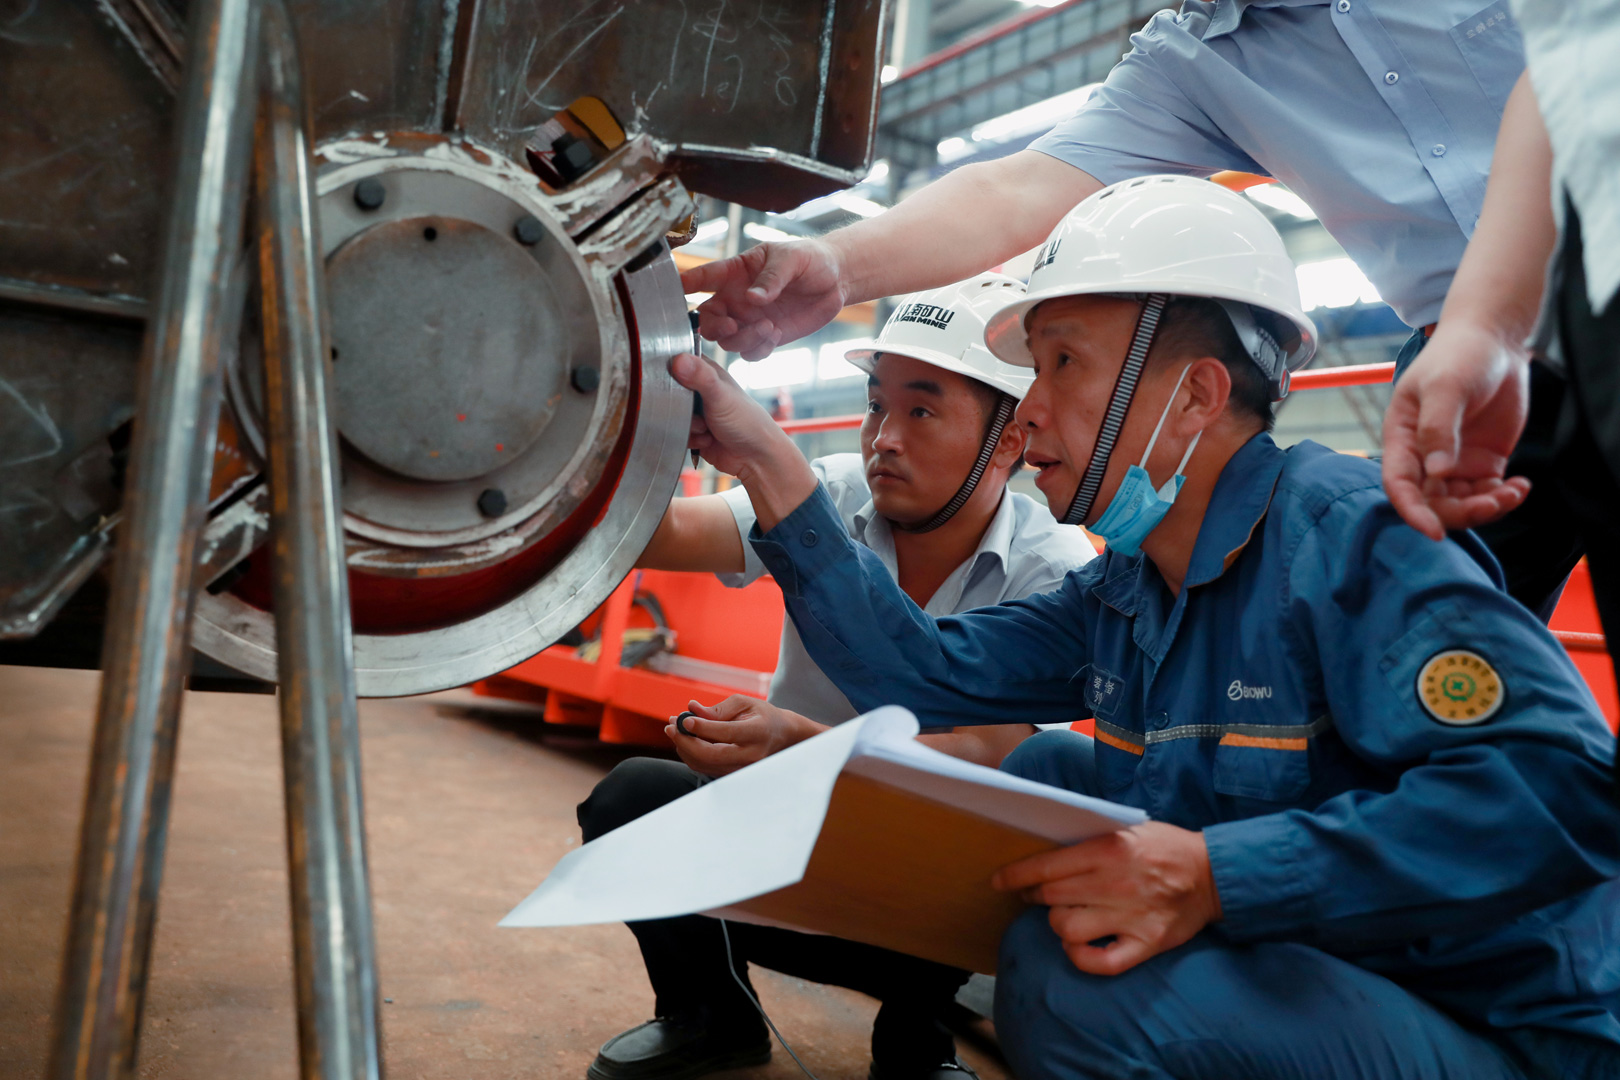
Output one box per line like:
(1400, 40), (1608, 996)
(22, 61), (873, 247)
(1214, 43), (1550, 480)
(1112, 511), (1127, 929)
(749, 433), (1620, 1080)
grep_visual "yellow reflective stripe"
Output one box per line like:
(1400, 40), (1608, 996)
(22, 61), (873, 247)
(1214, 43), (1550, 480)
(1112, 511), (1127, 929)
(1218, 732), (1308, 751)
(1096, 728), (1146, 756)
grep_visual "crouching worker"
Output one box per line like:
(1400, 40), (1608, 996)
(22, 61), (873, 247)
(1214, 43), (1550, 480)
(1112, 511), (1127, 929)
(676, 176), (1620, 1080)
(579, 273), (1096, 1080)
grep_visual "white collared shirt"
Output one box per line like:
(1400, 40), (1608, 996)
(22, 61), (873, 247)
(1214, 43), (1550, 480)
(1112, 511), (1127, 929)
(1513, 0), (1620, 317)
(717, 453), (1097, 723)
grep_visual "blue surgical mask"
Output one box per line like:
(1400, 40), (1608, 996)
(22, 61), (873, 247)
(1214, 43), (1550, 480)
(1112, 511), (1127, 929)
(1089, 365), (1202, 557)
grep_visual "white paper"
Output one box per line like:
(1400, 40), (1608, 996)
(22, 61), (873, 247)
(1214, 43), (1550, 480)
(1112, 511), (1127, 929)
(501, 708), (1147, 929)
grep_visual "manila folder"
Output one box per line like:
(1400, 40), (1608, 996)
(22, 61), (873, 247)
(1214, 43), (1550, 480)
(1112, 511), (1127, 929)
(501, 707), (1146, 975)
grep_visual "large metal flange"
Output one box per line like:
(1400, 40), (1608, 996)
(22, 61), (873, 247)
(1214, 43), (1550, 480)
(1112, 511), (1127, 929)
(195, 134), (696, 696)
(226, 142), (632, 557)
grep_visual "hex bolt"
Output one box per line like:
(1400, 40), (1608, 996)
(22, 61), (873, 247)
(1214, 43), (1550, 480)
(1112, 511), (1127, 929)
(513, 215), (545, 246)
(570, 365), (600, 393)
(353, 177), (386, 211)
(552, 133), (595, 183)
(477, 488), (508, 518)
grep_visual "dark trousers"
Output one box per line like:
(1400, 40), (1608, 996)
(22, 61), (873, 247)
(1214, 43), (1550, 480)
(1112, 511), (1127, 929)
(577, 757), (971, 1070)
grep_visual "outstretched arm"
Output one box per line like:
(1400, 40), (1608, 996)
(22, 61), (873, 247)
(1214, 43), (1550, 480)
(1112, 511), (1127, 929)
(680, 151), (1100, 360)
(1382, 72), (1555, 539)
(634, 495), (746, 574)
(667, 350), (1094, 728)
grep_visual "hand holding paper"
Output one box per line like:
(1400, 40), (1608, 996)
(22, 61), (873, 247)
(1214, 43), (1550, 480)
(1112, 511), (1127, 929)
(993, 821), (1221, 976)
(504, 708), (1148, 974)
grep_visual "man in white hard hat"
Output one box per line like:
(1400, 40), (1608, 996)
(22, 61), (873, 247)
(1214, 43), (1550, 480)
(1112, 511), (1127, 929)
(674, 176), (1620, 1079)
(577, 274), (1095, 1080)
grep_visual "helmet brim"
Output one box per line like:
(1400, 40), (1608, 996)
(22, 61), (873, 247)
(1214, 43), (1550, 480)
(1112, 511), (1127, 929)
(985, 281), (1318, 371)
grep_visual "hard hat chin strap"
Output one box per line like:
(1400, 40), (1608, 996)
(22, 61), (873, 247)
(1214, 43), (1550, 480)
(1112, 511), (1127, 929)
(893, 393), (1017, 534)
(1061, 293), (1171, 526)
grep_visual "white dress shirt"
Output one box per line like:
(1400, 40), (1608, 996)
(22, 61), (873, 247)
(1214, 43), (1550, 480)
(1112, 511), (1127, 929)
(1513, 0), (1620, 317)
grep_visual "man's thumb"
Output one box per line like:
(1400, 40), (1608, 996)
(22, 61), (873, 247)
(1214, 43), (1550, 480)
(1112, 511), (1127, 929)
(669, 351), (723, 394)
(746, 244), (795, 302)
(1413, 382), (1465, 477)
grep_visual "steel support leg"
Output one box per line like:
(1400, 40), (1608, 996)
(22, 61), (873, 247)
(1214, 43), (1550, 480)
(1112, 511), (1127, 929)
(49, 1), (259, 1077)
(257, 2), (384, 1077)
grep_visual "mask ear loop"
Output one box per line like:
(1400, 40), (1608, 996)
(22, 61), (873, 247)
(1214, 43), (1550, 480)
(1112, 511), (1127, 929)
(1137, 363), (1195, 471)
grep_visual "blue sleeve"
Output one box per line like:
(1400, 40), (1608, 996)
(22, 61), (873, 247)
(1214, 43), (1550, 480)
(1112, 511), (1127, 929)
(1028, 8), (1263, 182)
(750, 484), (1095, 730)
(1205, 494), (1620, 950)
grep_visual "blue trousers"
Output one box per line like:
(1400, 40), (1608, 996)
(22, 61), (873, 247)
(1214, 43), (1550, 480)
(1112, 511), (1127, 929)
(993, 731), (1532, 1080)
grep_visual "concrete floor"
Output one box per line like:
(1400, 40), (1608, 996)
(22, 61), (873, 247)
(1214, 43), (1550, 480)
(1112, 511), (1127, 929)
(0, 665), (1008, 1080)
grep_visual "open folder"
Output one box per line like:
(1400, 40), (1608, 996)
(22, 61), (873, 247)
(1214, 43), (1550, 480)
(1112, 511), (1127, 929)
(502, 707), (1147, 974)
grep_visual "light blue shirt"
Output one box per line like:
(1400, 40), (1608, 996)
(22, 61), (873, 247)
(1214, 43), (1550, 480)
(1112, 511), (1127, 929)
(1029, 0), (1526, 329)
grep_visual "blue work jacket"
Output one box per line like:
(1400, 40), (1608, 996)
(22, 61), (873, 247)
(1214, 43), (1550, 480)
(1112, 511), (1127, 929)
(751, 433), (1620, 1057)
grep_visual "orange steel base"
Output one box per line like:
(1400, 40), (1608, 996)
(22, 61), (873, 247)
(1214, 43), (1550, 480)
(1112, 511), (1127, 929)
(472, 567), (785, 747)
(475, 362), (1617, 744)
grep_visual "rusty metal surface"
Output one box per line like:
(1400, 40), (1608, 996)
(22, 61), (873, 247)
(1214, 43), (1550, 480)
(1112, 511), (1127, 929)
(47, 1), (260, 1077)
(0, 0), (174, 301)
(452, 0), (886, 209)
(0, 309), (139, 638)
(190, 243), (694, 697)
(255, 2), (383, 1072)
(3, 0), (883, 675)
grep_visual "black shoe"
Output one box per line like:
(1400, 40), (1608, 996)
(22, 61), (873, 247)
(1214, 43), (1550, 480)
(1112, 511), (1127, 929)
(587, 1017), (772, 1080)
(868, 1057), (980, 1080)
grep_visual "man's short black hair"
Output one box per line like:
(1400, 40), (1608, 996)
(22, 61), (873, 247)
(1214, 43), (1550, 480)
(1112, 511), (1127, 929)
(961, 377), (1010, 441)
(1147, 297), (1276, 432)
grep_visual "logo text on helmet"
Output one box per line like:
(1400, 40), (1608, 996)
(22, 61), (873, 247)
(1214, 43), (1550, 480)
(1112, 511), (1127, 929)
(1034, 238), (1062, 271)
(893, 302), (955, 331)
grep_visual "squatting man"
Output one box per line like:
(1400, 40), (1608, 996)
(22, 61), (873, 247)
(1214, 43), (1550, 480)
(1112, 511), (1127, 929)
(658, 177), (1620, 1080)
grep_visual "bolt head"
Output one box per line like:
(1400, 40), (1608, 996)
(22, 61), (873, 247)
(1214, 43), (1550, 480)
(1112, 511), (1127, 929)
(353, 177), (386, 211)
(571, 365), (600, 393)
(477, 488), (508, 518)
(513, 215), (545, 246)
(552, 134), (595, 182)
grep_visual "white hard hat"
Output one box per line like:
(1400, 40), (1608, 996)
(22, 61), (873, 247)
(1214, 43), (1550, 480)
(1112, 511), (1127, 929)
(847, 273), (1035, 400)
(984, 175), (1317, 395)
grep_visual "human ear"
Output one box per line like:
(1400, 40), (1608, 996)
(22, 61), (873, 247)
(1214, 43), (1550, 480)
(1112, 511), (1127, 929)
(992, 415), (1029, 469)
(1180, 357), (1231, 432)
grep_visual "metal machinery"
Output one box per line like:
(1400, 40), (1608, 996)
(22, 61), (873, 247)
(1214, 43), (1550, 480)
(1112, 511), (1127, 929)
(0, 1), (884, 1076)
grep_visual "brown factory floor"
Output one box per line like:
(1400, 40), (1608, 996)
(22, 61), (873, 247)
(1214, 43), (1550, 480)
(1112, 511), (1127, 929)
(0, 665), (1009, 1080)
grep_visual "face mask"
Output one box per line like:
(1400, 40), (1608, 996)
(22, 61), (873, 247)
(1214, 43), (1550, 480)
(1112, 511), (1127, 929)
(1089, 365), (1202, 557)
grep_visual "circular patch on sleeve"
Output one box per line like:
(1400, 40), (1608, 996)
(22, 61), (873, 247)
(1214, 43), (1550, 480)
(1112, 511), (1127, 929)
(1417, 650), (1504, 725)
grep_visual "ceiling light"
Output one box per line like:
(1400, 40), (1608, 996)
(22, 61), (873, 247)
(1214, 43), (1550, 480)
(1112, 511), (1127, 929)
(970, 83), (1102, 144)
(1245, 184), (1317, 220)
(833, 194), (888, 218)
(691, 218), (729, 244)
(743, 222), (794, 243)
(937, 136), (969, 162)
(881, 65), (899, 84)
(864, 159), (889, 185)
(817, 342), (864, 382)
(729, 349), (814, 390)
(1296, 257), (1381, 310)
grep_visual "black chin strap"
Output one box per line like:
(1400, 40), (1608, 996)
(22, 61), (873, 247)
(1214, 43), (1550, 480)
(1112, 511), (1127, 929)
(893, 393), (1017, 535)
(1061, 293), (1170, 526)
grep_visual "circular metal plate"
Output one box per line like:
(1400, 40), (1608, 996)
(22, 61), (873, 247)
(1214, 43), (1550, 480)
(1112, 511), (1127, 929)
(327, 215), (567, 483)
(192, 241), (693, 696)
